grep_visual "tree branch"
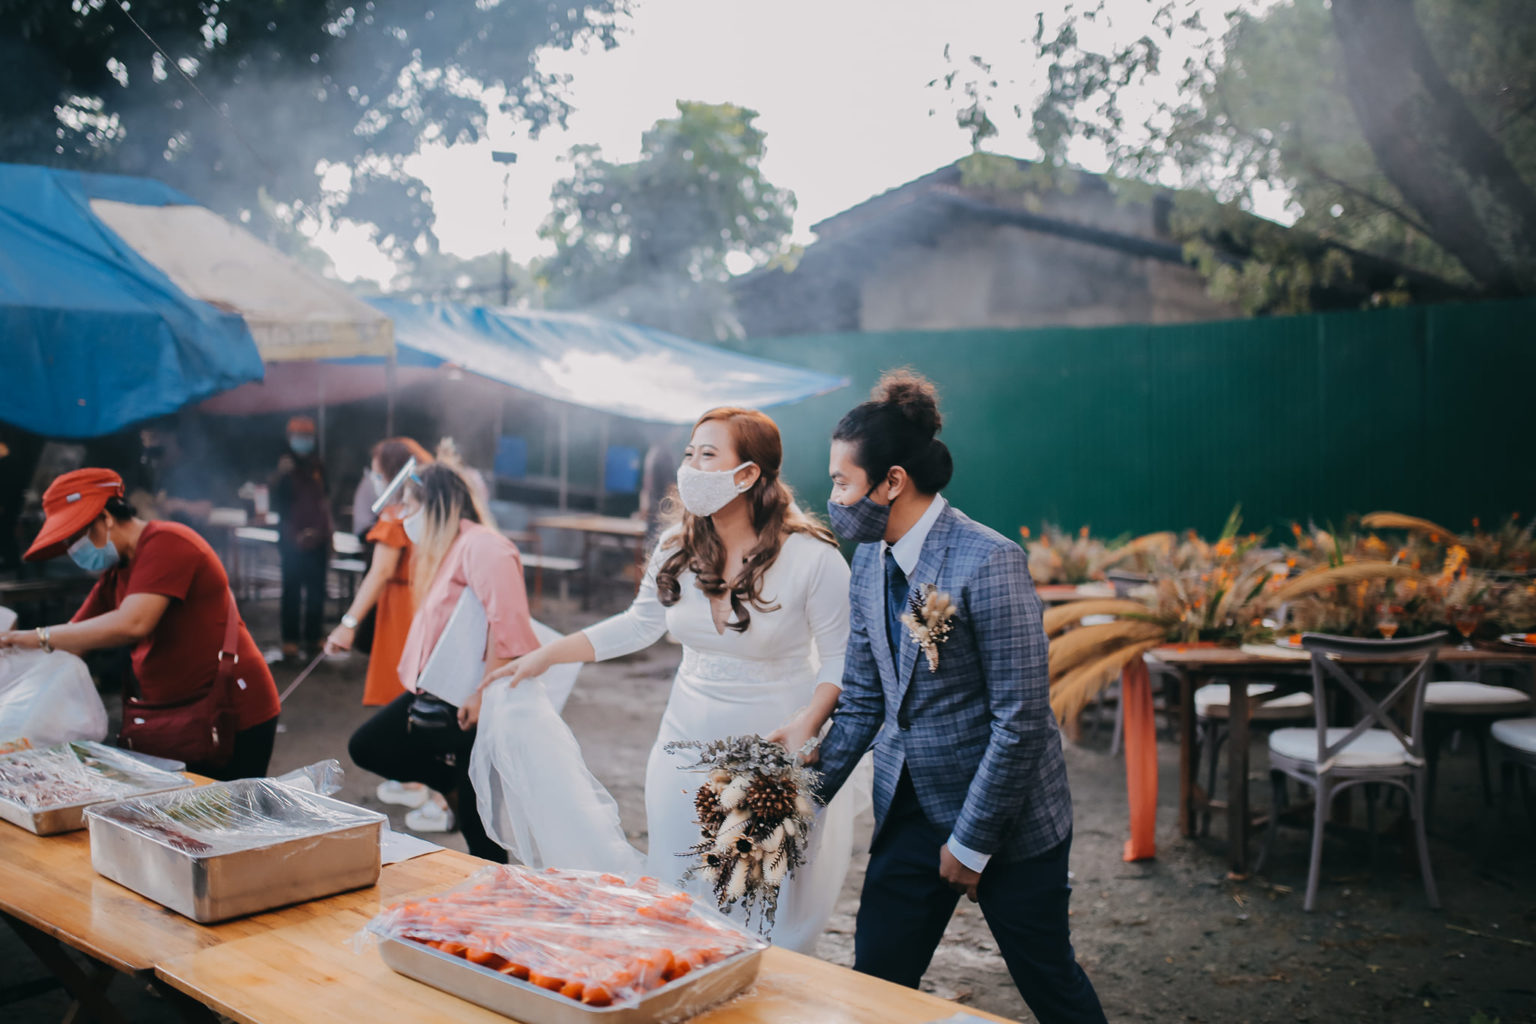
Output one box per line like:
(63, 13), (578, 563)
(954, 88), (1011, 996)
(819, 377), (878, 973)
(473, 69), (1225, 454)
(1331, 0), (1536, 294)
(1304, 165), (1434, 239)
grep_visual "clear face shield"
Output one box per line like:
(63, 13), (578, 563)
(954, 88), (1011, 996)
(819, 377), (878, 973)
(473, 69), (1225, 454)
(371, 456), (422, 517)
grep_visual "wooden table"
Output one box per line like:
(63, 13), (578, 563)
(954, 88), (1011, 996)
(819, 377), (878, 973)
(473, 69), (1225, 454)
(0, 794), (483, 1023)
(533, 514), (650, 609)
(1147, 642), (1536, 877)
(2, 784), (1002, 1024)
(157, 922), (1011, 1024)
(1035, 583), (1115, 604)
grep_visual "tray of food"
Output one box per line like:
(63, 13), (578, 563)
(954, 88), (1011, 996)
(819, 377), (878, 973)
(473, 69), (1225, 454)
(0, 741), (193, 835)
(87, 777), (385, 922)
(368, 866), (767, 1024)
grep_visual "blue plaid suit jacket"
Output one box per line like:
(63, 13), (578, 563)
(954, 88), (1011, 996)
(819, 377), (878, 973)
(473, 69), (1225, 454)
(815, 504), (1073, 862)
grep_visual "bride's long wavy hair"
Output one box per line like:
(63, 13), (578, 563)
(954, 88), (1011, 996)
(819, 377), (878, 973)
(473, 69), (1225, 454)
(655, 408), (835, 632)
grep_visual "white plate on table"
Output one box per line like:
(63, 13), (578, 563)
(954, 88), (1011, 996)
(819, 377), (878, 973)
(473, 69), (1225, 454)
(1499, 633), (1536, 650)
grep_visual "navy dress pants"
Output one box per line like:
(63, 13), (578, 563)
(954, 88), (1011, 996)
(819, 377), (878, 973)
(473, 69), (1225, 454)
(853, 771), (1107, 1024)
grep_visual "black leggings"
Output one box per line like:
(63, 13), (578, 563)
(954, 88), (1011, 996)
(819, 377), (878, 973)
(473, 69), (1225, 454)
(347, 693), (506, 863)
(188, 715), (279, 781)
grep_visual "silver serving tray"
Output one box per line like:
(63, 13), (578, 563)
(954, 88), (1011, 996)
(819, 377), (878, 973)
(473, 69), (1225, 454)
(0, 741), (192, 836)
(378, 936), (762, 1024)
(87, 779), (384, 922)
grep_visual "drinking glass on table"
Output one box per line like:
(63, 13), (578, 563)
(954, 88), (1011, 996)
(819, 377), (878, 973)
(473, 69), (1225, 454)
(1375, 603), (1400, 639)
(1450, 604), (1483, 651)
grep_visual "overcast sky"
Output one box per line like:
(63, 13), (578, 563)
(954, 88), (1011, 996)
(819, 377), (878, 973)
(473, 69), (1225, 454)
(315, 0), (1280, 286)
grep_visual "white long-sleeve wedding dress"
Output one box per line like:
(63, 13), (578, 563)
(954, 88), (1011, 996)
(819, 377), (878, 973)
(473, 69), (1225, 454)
(472, 531), (868, 953)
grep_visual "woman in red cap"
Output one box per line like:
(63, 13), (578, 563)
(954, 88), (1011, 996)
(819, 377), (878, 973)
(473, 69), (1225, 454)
(0, 468), (282, 779)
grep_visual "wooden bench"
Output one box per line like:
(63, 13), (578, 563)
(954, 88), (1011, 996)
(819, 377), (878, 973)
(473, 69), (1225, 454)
(503, 530), (582, 610)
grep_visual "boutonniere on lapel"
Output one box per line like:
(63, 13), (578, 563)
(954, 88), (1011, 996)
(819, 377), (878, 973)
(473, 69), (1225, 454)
(900, 584), (957, 671)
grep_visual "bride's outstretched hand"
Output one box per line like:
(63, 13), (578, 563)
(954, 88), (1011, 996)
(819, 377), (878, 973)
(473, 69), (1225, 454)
(481, 649), (551, 691)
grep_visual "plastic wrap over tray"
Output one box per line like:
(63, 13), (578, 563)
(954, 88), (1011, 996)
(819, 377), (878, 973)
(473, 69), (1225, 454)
(366, 865), (767, 1023)
(0, 740), (192, 834)
(87, 777), (385, 922)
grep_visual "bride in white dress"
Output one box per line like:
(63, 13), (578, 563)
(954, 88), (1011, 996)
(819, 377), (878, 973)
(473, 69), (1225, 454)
(477, 407), (864, 953)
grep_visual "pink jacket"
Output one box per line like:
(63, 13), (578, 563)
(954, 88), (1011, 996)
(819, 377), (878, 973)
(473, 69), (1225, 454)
(397, 520), (539, 692)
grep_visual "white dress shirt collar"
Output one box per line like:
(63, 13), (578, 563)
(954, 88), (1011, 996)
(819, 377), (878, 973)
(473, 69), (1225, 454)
(882, 493), (947, 577)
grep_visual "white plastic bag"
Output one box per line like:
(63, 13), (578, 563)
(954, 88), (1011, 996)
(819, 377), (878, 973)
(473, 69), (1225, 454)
(0, 650), (108, 750)
(469, 678), (644, 874)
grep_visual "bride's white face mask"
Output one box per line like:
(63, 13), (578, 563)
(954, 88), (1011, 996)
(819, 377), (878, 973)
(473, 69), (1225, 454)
(675, 462), (756, 517)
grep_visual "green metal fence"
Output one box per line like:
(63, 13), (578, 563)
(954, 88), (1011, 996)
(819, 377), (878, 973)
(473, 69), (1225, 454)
(746, 298), (1536, 540)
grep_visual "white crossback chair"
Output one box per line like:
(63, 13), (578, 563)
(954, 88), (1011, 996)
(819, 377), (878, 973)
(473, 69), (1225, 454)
(1256, 631), (1445, 912)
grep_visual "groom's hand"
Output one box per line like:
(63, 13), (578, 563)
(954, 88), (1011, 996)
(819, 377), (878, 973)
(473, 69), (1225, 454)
(939, 844), (981, 903)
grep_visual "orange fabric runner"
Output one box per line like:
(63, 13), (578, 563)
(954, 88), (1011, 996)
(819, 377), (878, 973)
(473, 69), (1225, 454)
(1120, 657), (1158, 861)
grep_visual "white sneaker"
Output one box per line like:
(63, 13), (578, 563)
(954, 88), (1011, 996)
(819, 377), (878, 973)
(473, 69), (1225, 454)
(405, 802), (455, 834)
(376, 780), (431, 809)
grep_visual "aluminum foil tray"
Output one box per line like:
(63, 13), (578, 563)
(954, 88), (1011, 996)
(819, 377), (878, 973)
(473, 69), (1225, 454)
(0, 741), (192, 835)
(378, 937), (762, 1024)
(87, 778), (384, 922)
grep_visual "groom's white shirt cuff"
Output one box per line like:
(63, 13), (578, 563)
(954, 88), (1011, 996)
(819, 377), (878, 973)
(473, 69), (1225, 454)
(946, 835), (992, 873)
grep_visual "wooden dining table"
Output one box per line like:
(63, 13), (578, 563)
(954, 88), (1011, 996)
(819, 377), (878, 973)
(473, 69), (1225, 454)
(1143, 641), (1536, 877)
(1, 776), (1006, 1024)
(532, 513), (650, 609)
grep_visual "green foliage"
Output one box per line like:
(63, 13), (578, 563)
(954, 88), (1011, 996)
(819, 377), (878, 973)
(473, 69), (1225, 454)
(0, 0), (628, 263)
(536, 101), (795, 340)
(940, 0), (1536, 310)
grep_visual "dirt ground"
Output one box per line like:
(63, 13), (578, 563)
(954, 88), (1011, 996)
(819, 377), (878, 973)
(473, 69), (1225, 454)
(6, 595), (1535, 1023)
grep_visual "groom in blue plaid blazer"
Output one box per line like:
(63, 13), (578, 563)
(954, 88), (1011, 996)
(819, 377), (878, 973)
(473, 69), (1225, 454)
(813, 373), (1105, 1024)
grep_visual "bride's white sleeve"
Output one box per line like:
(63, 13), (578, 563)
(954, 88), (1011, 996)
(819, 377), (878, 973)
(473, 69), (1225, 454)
(581, 539), (672, 660)
(805, 539), (852, 689)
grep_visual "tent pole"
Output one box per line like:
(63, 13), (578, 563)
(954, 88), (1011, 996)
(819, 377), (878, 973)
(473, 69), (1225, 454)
(596, 417), (608, 514)
(558, 405), (569, 512)
(385, 350), (397, 435)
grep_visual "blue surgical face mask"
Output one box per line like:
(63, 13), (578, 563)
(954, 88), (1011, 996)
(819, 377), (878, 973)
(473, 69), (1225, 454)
(289, 435), (316, 456)
(827, 484), (892, 544)
(67, 530), (119, 574)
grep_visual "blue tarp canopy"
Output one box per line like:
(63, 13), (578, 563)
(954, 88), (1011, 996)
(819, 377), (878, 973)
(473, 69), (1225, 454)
(0, 163), (265, 438)
(366, 299), (847, 424)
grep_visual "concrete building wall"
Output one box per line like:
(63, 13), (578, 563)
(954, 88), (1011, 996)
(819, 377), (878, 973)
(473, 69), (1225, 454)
(857, 221), (1239, 332)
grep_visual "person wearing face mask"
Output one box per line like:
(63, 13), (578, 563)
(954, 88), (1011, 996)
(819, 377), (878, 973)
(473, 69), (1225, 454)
(346, 463), (534, 859)
(269, 415), (333, 660)
(811, 371), (1105, 1024)
(0, 469), (281, 779)
(325, 438), (433, 706)
(478, 407), (862, 953)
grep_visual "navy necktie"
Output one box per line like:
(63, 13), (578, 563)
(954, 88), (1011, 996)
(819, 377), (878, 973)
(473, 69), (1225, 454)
(884, 547), (909, 665)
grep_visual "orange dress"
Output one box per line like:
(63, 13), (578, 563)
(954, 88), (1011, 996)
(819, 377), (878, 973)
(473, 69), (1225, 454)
(362, 511), (416, 706)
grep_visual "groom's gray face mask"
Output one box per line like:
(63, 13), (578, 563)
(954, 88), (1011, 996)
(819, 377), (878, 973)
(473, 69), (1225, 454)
(827, 482), (891, 544)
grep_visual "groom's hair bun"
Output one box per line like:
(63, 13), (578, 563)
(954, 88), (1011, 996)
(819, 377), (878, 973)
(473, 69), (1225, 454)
(834, 368), (953, 495)
(871, 369), (942, 437)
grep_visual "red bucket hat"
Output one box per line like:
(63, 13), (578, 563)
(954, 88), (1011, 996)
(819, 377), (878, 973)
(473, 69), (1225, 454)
(24, 468), (125, 562)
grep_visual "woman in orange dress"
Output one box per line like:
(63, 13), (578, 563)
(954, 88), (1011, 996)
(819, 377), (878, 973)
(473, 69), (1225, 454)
(325, 438), (433, 704)
(326, 437), (443, 818)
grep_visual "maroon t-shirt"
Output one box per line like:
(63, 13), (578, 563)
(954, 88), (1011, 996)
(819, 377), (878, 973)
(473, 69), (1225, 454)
(73, 522), (280, 731)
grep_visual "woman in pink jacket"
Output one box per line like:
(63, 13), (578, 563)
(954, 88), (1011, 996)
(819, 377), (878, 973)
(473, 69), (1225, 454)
(347, 463), (537, 861)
